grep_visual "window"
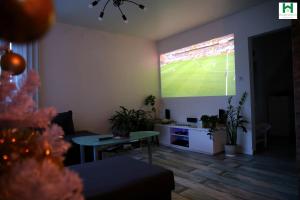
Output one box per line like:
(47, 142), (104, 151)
(0, 40), (39, 103)
(0, 40), (38, 88)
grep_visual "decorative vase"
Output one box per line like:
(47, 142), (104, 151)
(224, 145), (237, 157)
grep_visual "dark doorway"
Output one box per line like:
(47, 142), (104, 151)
(250, 27), (295, 159)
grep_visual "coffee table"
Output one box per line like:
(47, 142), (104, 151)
(72, 131), (159, 164)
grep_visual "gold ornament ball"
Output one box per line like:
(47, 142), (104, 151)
(0, 0), (55, 43)
(0, 50), (26, 76)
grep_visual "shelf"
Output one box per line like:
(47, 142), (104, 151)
(171, 133), (189, 138)
(156, 123), (210, 131)
(171, 140), (189, 147)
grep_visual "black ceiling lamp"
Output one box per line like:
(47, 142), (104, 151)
(89, 0), (146, 23)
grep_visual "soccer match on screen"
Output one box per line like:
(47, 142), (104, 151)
(160, 34), (236, 98)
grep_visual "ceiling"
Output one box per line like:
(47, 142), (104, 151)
(54, 0), (266, 41)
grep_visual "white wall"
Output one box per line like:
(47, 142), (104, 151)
(39, 23), (158, 133)
(156, 0), (291, 154)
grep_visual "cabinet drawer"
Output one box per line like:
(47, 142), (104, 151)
(189, 130), (213, 153)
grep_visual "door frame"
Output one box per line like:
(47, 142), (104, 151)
(248, 26), (293, 154)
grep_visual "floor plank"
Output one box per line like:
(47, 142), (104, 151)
(120, 145), (298, 200)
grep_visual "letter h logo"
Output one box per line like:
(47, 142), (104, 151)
(282, 3), (294, 13)
(279, 2), (297, 19)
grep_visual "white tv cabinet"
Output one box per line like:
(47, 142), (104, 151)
(155, 124), (226, 155)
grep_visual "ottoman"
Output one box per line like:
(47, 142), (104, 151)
(70, 156), (175, 200)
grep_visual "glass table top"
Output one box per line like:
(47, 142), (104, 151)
(72, 131), (159, 147)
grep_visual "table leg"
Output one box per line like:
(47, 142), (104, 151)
(147, 138), (152, 164)
(80, 145), (85, 164)
(93, 146), (98, 161)
(93, 146), (103, 161)
(264, 132), (268, 149)
(155, 135), (160, 146)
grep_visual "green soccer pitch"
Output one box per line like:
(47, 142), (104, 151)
(160, 53), (236, 97)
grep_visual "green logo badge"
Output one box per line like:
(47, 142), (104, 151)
(283, 3), (294, 13)
(279, 2), (297, 19)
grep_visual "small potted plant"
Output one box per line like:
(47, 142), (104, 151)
(200, 115), (218, 129)
(200, 115), (218, 139)
(144, 95), (158, 125)
(200, 115), (210, 128)
(144, 95), (156, 114)
(225, 92), (248, 157)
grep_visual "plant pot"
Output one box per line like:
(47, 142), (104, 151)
(202, 122), (211, 128)
(224, 145), (237, 157)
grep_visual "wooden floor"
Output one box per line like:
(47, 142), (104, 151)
(123, 145), (298, 200)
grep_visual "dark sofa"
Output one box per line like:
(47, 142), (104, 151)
(52, 111), (96, 165)
(70, 156), (175, 200)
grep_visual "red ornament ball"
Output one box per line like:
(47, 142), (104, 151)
(0, 0), (55, 43)
(0, 50), (26, 76)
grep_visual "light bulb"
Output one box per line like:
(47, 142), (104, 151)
(89, 0), (99, 8)
(122, 15), (128, 23)
(139, 4), (146, 10)
(99, 12), (104, 21)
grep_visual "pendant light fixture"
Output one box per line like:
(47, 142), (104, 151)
(89, 0), (146, 23)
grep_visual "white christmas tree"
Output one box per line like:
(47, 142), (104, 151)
(0, 70), (84, 200)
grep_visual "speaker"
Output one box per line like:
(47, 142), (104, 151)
(219, 109), (226, 118)
(219, 109), (226, 124)
(165, 109), (170, 119)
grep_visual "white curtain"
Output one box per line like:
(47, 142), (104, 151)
(11, 43), (39, 87)
(0, 41), (39, 102)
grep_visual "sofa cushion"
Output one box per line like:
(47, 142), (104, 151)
(70, 156), (175, 200)
(52, 110), (75, 135)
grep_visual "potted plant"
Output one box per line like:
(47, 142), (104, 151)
(200, 115), (218, 129)
(200, 115), (210, 128)
(144, 95), (156, 114)
(200, 115), (218, 139)
(144, 95), (158, 125)
(109, 106), (152, 138)
(225, 92), (248, 157)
